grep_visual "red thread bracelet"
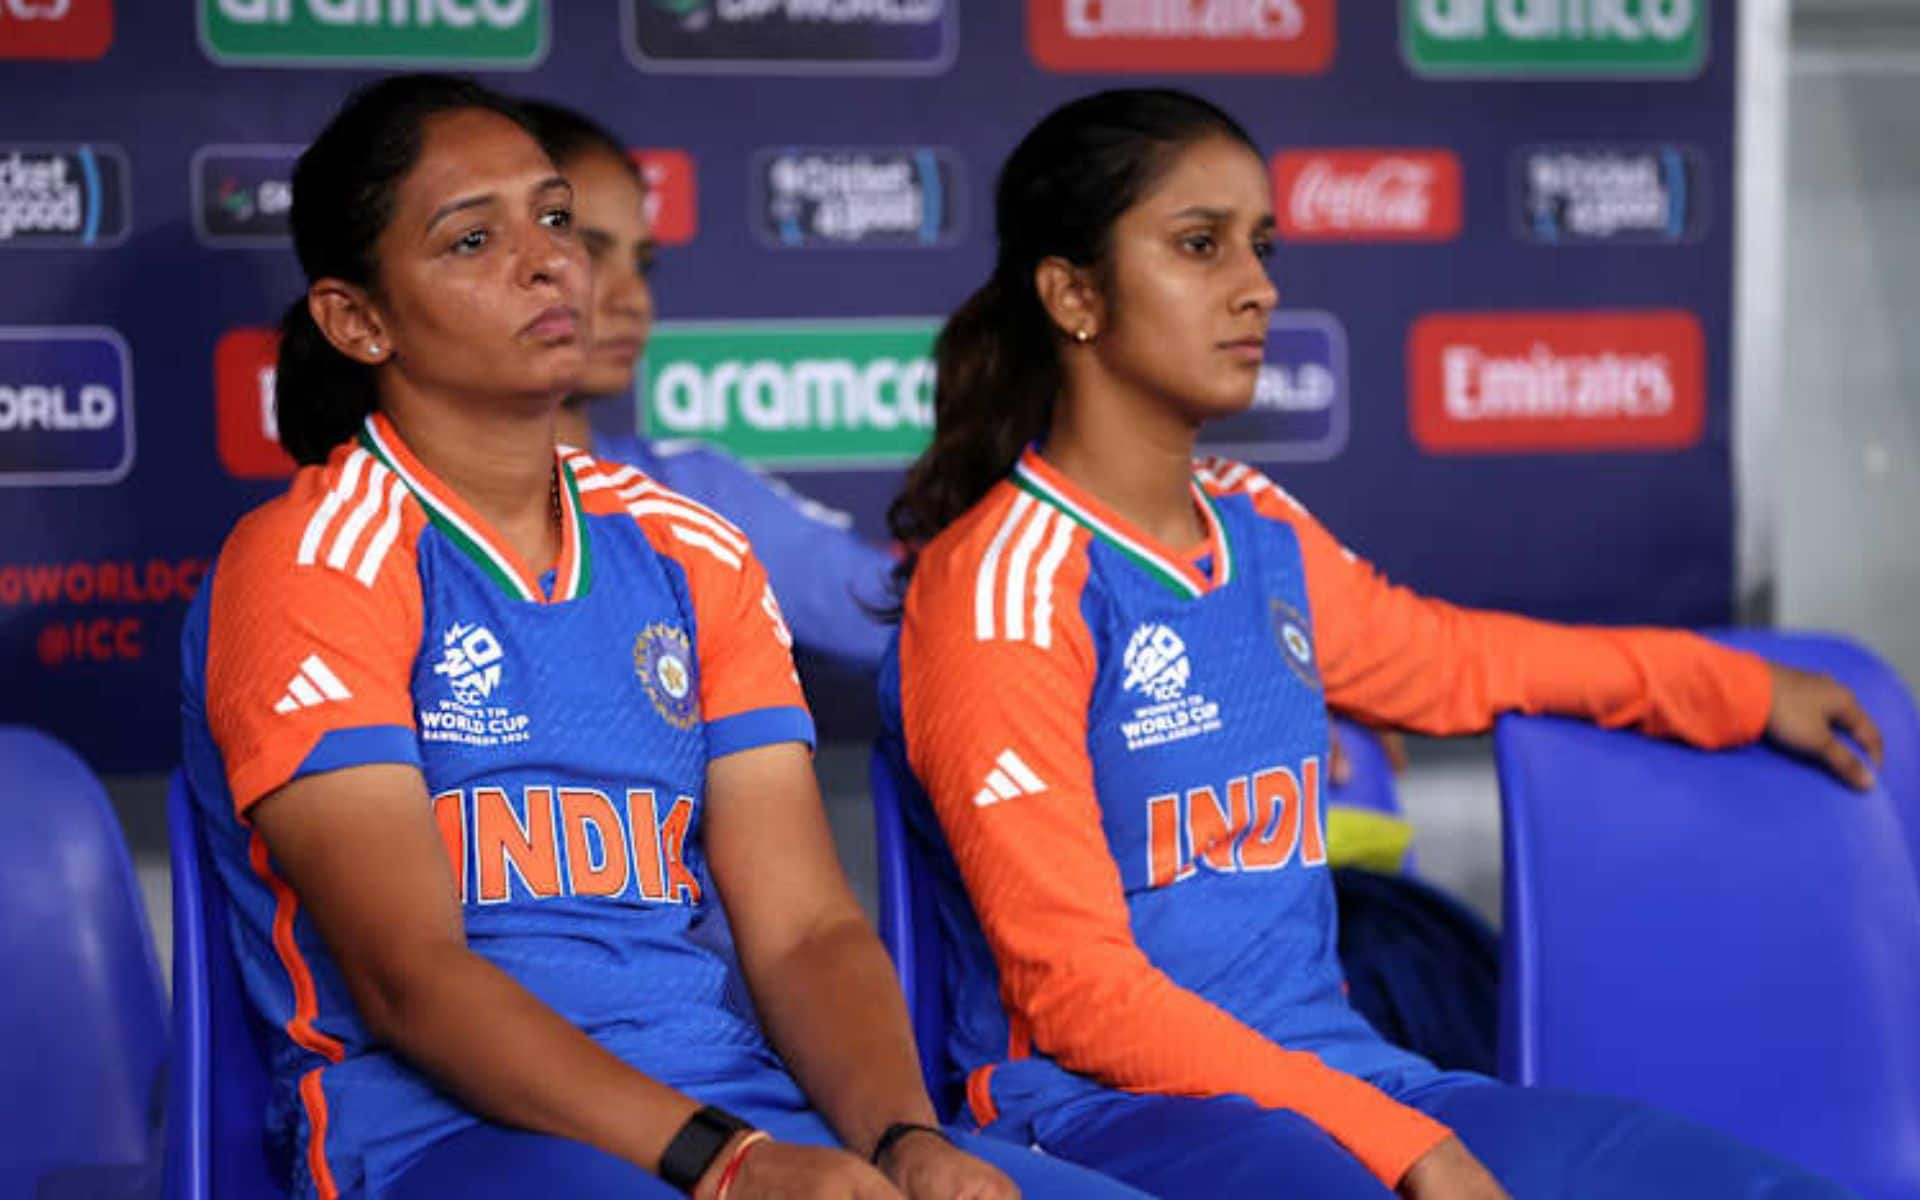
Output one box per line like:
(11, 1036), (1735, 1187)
(714, 1130), (771, 1200)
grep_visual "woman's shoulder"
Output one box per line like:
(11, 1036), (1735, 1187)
(217, 445), (425, 590)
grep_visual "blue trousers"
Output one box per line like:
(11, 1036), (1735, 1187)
(1026, 1078), (1855, 1199)
(384, 1071), (1145, 1199)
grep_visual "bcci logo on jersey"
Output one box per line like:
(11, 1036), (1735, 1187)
(1120, 624), (1222, 753)
(423, 621), (531, 747)
(0, 327), (134, 487)
(755, 147), (962, 249)
(634, 622), (699, 730)
(1198, 311), (1347, 464)
(0, 145), (130, 249)
(625, 0), (954, 75)
(1270, 598), (1320, 691)
(1516, 144), (1703, 244)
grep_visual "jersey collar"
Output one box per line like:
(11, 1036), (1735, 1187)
(357, 413), (591, 604)
(1011, 447), (1231, 599)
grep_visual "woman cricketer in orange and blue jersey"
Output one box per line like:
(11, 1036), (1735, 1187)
(881, 89), (1880, 1200)
(178, 75), (1145, 1200)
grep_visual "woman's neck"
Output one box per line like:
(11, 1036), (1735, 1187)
(1044, 377), (1205, 551)
(553, 399), (594, 455)
(382, 387), (562, 575)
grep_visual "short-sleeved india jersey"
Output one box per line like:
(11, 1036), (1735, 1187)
(181, 414), (813, 1199)
(884, 448), (1772, 1187)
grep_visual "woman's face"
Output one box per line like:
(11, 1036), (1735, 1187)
(367, 108), (590, 406)
(564, 148), (656, 398)
(1092, 135), (1279, 422)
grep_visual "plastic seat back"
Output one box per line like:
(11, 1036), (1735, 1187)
(0, 726), (166, 1198)
(1493, 631), (1920, 1197)
(164, 770), (285, 1200)
(869, 738), (960, 1121)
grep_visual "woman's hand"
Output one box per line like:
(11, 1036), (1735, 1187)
(1765, 663), (1884, 790)
(882, 1130), (1018, 1200)
(699, 1138), (901, 1200)
(1398, 1137), (1508, 1200)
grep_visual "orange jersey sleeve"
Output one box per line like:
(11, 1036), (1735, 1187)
(580, 459), (813, 758)
(899, 492), (1451, 1187)
(204, 458), (428, 817)
(1202, 461), (1773, 747)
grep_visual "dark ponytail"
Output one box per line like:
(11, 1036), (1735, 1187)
(886, 89), (1259, 593)
(276, 74), (537, 465)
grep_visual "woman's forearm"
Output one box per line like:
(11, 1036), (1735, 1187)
(356, 941), (702, 1173)
(742, 913), (939, 1158)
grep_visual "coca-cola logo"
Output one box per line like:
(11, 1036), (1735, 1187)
(1274, 149), (1461, 242)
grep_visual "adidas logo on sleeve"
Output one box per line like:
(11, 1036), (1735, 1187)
(273, 654), (353, 714)
(974, 749), (1047, 808)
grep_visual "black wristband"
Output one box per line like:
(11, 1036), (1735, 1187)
(659, 1105), (753, 1194)
(869, 1121), (951, 1167)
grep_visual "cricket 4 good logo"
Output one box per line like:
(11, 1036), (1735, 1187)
(1516, 144), (1703, 244)
(214, 328), (295, 480)
(194, 146), (299, 246)
(1274, 150), (1461, 242)
(1028, 0), (1334, 74)
(640, 319), (938, 468)
(629, 149), (697, 246)
(755, 147), (961, 249)
(200, 0), (548, 67)
(1403, 0), (1706, 76)
(0, 0), (113, 59)
(1197, 311), (1347, 464)
(625, 0), (954, 75)
(1408, 310), (1704, 454)
(0, 327), (134, 486)
(0, 145), (130, 249)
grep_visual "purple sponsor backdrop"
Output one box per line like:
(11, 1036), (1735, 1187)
(0, 3), (1738, 770)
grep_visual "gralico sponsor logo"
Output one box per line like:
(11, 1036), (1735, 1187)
(640, 319), (937, 468)
(1408, 310), (1704, 454)
(0, 327), (134, 485)
(214, 327), (295, 479)
(1028, 0), (1334, 74)
(200, 0), (548, 67)
(0, 0), (114, 60)
(1403, 0), (1706, 77)
(1274, 149), (1461, 242)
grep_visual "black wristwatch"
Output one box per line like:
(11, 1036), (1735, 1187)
(659, 1105), (753, 1194)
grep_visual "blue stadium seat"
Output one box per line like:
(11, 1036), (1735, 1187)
(1493, 631), (1920, 1199)
(1327, 714), (1402, 819)
(164, 769), (286, 1200)
(869, 737), (961, 1121)
(0, 725), (166, 1198)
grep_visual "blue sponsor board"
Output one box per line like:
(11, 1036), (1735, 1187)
(0, 328), (134, 486)
(624, 0), (954, 73)
(193, 144), (300, 247)
(1515, 144), (1705, 244)
(1198, 311), (1347, 464)
(754, 146), (962, 249)
(0, 144), (130, 249)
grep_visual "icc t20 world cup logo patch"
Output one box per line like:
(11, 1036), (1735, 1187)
(635, 622), (698, 730)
